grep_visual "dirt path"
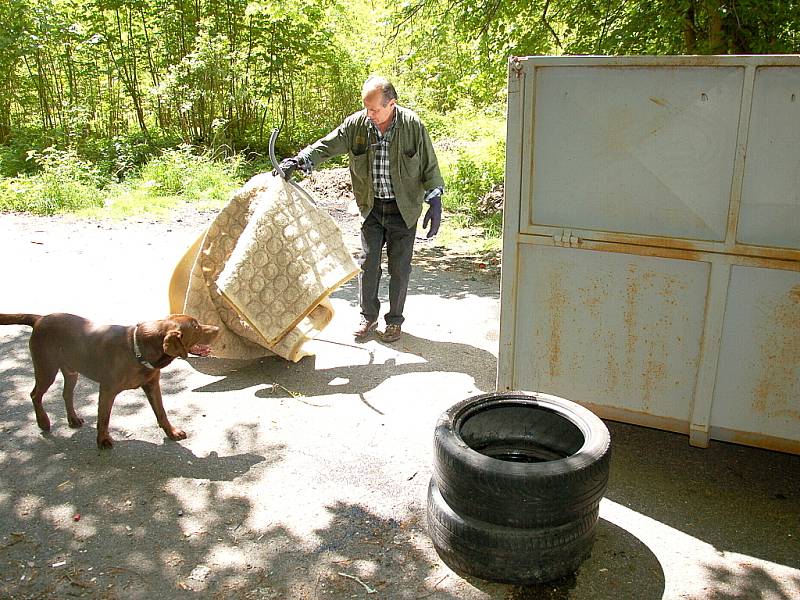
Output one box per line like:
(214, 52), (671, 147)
(0, 191), (506, 599)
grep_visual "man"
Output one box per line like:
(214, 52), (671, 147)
(277, 76), (444, 343)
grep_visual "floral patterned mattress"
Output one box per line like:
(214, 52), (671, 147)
(169, 173), (359, 362)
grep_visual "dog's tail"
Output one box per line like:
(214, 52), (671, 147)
(0, 314), (42, 328)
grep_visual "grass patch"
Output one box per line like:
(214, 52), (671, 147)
(428, 103), (506, 244)
(1, 144), (243, 219)
(1, 113), (508, 255)
(436, 217), (503, 255)
(0, 147), (107, 215)
(137, 145), (241, 201)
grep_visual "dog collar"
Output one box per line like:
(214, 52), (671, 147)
(133, 326), (156, 370)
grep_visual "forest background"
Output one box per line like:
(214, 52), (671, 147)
(1, 0), (798, 242)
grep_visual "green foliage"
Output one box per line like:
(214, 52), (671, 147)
(444, 142), (504, 207)
(0, 144), (243, 216)
(437, 125), (505, 242)
(1, 0), (798, 239)
(0, 147), (107, 214)
(0, 0), (364, 158)
(423, 103), (507, 240)
(136, 145), (241, 201)
(390, 0), (800, 112)
(418, 99), (505, 142)
(0, 126), (68, 178)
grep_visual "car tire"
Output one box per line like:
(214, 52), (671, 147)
(432, 391), (611, 528)
(427, 479), (598, 584)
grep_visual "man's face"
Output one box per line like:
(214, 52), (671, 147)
(363, 89), (396, 130)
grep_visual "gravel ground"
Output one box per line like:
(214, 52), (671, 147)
(0, 174), (798, 600)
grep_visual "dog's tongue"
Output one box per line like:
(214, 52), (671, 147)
(189, 344), (212, 357)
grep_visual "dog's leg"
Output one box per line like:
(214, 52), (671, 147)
(29, 354), (58, 432)
(29, 385), (53, 431)
(141, 379), (186, 441)
(96, 386), (120, 449)
(61, 368), (84, 428)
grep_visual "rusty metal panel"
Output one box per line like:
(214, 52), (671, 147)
(499, 55), (800, 453)
(738, 67), (800, 250)
(510, 244), (709, 422)
(710, 267), (800, 442)
(525, 66), (743, 241)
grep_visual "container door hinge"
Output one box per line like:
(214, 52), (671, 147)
(511, 57), (523, 79)
(553, 230), (581, 247)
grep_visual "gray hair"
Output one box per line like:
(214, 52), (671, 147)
(362, 76), (398, 106)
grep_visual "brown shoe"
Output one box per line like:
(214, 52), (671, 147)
(381, 324), (402, 343)
(354, 318), (377, 339)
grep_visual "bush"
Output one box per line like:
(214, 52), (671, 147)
(79, 132), (178, 181)
(0, 147), (107, 215)
(443, 140), (505, 226)
(0, 128), (56, 178)
(136, 145), (241, 201)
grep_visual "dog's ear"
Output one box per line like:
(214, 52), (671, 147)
(163, 330), (188, 358)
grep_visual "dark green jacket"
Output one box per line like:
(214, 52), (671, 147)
(299, 105), (444, 228)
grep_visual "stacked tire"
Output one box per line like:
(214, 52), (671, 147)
(427, 391), (611, 584)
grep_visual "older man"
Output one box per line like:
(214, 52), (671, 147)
(278, 76), (444, 343)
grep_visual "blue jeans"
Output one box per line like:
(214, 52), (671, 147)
(359, 199), (416, 326)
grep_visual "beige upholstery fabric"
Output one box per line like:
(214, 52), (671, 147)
(173, 173), (359, 362)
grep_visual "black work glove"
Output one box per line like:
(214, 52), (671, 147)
(423, 192), (442, 238)
(273, 157), (300, 179)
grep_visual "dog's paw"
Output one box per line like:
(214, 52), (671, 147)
(167, 427), (187, 441)
(68, 415), (85, 428)
(97, 435), (114, 449)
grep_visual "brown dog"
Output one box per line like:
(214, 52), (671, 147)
(0, 313), (219, 448)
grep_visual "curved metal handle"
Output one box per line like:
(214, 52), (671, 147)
(269, 128), (283, 177)
(268, 127), (317, 206)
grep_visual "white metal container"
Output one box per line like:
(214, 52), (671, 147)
(498, 55), (800, 454)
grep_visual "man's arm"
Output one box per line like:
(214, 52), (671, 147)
(418, 122), (445, 191)
(297, 117), (356, 172)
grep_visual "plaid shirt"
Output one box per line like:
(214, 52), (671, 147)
(369, 116), (396, 201)
(368, 115), (443, 203)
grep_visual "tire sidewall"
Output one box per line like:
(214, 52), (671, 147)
(432, 391), (611, 527)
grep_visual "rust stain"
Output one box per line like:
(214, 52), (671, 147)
(578, 278), (606, 320)
(577, 278), (620, 392)
(622, 264), (687, 409)
(605, 333), (620, 393)
(624, 264), (640, 357)
(641, 354), (667, 411)
(547, 270), (568, 379)
(660, 274), (684, 307)
(752, 284), (800, 420)
(726, 430), (800, 455)
(578, 234), (706, 257)
(565, 231), (800, 265)
(624, 265), (657, 355)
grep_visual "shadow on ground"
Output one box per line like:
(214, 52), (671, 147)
(607, 421), (800, 570)
(1, 280), (799, 599)
(188, 331), (497, 407)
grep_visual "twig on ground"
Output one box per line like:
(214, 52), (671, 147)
(337, 572), (377, 594)
(1, 532), (28, 549)
(271, 382), (303, 398)
(271, 382), (330, 407)
(417, 574), (448, 598)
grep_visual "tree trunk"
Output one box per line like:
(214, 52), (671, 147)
(706, 0), (726, 53)
(684, 3), (697, 53)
